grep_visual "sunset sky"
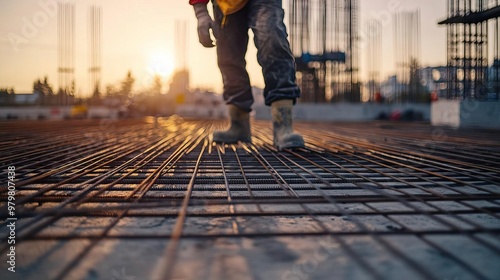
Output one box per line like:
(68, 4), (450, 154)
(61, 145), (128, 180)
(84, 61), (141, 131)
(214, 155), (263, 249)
(0, 0), (466, 96)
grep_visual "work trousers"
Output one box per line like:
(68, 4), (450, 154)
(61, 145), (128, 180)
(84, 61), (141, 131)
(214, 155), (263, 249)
(212, 0), (300, 112)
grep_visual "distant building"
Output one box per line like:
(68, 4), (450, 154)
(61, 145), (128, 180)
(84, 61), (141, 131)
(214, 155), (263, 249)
(380, 75), (405, 101)
(14, 92), (40, 105)
(489, 59), (500, 98)
(176, 89), (226, 119)
(364, 80), (380, 102)
(168, 70), (190, 96)
(420, 66), (448, 98)
(379, 67), (444, 102)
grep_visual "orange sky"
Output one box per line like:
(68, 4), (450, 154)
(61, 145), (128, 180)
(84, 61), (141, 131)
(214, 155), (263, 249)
(0, 0), (465, 96)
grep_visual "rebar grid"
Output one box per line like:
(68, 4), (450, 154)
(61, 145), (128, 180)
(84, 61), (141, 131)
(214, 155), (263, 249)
(1, 118), (499, 280)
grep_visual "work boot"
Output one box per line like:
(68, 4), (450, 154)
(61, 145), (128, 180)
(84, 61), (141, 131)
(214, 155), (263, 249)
(213, 105), (251, 143)
(272, 99), (305, 150)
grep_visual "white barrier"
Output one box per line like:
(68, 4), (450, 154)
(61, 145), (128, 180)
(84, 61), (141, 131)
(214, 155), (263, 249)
(254, 103), (431, 121)
(431, 100), (500, 128)
(0, 106), (71, 120)
(0, 106), (120, 120)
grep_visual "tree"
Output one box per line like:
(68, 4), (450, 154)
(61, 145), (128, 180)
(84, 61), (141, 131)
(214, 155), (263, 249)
(92, 83), (101, 99)
(33, 76), (55, 105)
(70, 80), (76, 96)
(33, 78), (43, 105)
(120, 70), (135, 98)
(0, 87), (15, 105)
(89, 83), (102, 105)
(407, 58), (428, 103)
(105, 84), (116, 97)
(42, 76), (54, 96)
(152, 75), (162, 95)
(33, 79), (43, 94)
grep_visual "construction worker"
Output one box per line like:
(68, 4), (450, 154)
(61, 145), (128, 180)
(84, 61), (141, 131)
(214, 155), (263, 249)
(190, 0), (304, 150)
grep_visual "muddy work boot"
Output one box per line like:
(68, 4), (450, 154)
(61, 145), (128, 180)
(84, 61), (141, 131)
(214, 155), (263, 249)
(272, 99), (305, 150)
(212, 105), (252, 144)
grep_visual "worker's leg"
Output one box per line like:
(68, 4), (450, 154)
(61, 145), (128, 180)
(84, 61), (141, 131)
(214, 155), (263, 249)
(247, 0), (300, 106)
(213, 2), (253, 112)
(212, 3), (252, 143)
(248, 0), (304, 150)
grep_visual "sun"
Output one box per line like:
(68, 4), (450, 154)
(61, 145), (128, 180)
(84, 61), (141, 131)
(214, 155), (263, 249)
(148, 51), (175, 78)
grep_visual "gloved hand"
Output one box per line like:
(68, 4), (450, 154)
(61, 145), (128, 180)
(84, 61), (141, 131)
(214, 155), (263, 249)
(193, 3), (215, 48)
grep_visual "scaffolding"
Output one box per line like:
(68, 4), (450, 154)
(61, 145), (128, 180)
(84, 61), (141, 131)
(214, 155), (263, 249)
(439, 0), (500, 100)
(289, 0), (359, 103)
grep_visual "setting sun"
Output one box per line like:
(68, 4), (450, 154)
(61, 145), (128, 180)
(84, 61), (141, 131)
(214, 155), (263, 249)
(148, 51), (175, 78)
